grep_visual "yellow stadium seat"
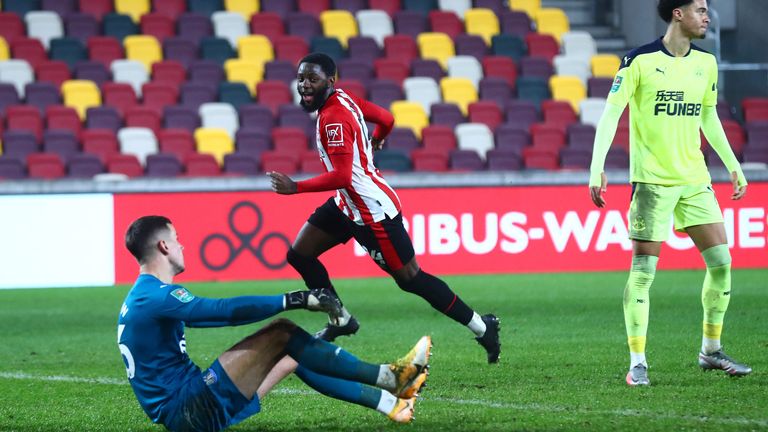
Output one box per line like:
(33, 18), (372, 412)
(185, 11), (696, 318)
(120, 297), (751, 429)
(440, 77), (477, 116)
(225, 0), (260, 21)
(320, 10), (358, 49)
(61, 80), (101, 119)
(417, 32), (455, 70)
(464, 8), (499, 46)
(591, 54), (622, 78)
(391, 101), (428, 139)
(238, 35), (273, 67)
(535, 8), (570, 43)
(224, 59), (264, 95)
(0, 37), (8, 60)
(194, 128), (235, 165)
(115, 0), (150, 22)
(124, 35), (162, 72)
(549, 75), (586, 113)
(510, 0), (540, 18)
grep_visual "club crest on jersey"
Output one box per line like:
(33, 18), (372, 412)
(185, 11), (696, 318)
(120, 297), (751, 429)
(610, 76), (622, 93)
(325, 123), (344, 146)
(171, 288), (195, 303)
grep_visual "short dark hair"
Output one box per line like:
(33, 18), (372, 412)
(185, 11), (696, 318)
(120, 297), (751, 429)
(125, 215), (172, 263)
(299, 52), (337, 77)
(657, 0), (696, 23)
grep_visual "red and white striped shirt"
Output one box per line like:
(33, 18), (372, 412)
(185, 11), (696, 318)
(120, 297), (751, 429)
(296, 89), (400, 225)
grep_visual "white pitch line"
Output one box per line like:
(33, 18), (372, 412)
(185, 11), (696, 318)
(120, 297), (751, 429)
(2, 371), (766, 427)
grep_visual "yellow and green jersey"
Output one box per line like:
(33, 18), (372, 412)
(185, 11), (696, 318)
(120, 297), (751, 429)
(608, 37), (718, 185)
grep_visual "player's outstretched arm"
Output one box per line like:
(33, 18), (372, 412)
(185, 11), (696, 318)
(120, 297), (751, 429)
(588, 103), (623, 208)
(700, 106), (747, 200)
(267, 171), (298, 194)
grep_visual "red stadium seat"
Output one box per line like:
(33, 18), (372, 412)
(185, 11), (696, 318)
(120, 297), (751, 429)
(250, 12), (285, 41)
(742, 97), (768, 123)
(468, 101), (503, 131)
(383, 35), (418, 68)
(7, 105), (43, 142)
(159, 129), (196, 161)
(721, 119), (745, 153)
(185, 152), (221, 176)
(141, 82), (178, 114)
(257, 80), (292, 115)
(140, 13), (176, 41)
(272, 127), (308, 153)
(273, 35), (309, 65)
(46, 105), (82, 137)
(102, 82), (138, 116)
(34, 61), (72, 89)
(0, 12), (25, 43)
(87, 37), (125, 69)
(369, 0), (401, 17)
(10, 38), (48, 69)
(428, 11), (464, 39)
(300, 150), (324, 173)
(107, 153), (144, 177)
(541, 100), (577, 130)
(152, 0), (186, 20)
(613, 123), (629, 151)
(525, 33), (559, 62)
(260, 150), (299, 174)
(482, 56), (517, 88)
(27, 153), (66, 179)
(411, 148), (449, 172)
(78, 0), (113, 22)
(336, 79), (366, 99)
(82, 129), (119, 163)
(151, 60), (186, 86)
(530, 123), (566, 151)
(373, 58), (409, 86)
(297, 0), (330, 17)
(522, 147), (559, 170)
(422, 125), (456, 153)
(125, 106), (162, 135)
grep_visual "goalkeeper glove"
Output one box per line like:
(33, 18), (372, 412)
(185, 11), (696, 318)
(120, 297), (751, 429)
(284, 288), (342, 317)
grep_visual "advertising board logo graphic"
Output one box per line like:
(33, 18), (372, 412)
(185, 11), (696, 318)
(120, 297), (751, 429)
(325, 123), (343, 145)
(200, 201), (291, 271)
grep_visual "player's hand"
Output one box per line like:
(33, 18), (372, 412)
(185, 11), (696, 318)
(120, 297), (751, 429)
(267, 171), (298, 195)
(589, 172), (608, 208)
(731, 171), (747, 200)
(284, 289), (342, 317)
(371, 137), (385, 151)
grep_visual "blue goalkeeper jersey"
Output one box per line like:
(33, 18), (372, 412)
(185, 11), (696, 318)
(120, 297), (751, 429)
(117, 274), (284, 424)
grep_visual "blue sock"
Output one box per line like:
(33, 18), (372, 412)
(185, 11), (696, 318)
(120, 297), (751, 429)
(285, 328), (379, 385)
(295, 365), (381, 409)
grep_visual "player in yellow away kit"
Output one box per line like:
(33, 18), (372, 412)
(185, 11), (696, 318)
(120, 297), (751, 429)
(588, 0), (751, 386)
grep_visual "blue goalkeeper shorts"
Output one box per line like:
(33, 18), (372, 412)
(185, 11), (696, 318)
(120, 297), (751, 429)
(163, 360), (261, 432)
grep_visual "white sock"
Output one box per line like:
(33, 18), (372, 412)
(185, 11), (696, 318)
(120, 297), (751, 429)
(630, 352), (647, 369)
(375, 390), (398, 415)
(375, 365), (395, 391)
(701, 337), (721, 354)
(330, 307), (352, 326)
(467, 312), (486, 337)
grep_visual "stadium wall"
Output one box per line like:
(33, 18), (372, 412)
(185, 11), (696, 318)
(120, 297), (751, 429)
(1, 178), (767, 289)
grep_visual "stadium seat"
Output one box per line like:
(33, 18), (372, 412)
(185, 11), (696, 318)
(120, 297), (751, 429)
(186, 152), (222, 176)
(212, 11), (249, 49)
(189, 0), (225, 17)
(373, 149), (411, 172)
(428, 10), (463, 39)
(450, 149), (485, 171)
(164, 105), (201, 131)
(199, 102), (239, 138)
(391, 100), (428, 138)
(225, 0), (260, 21)
(355, 10), (393, 47)
(554, 55), (591, 85)
(86, 106), (123, 131)
(111, 59), (150, 96)
(88, 37), (125, 69)
(238, 35), (274, 69)
(465, 8), (500, 46)
(195, 127), (234, 164)
(273, 35), (309, 65)
(561, 31), (596, 58)
(64, 13), (99, 45)
(239, 103), (275, 131)
(67, 152), (105, 178)
(162, 38), (198, 68)
(260, 0), (294, 17)
(541, 100), (577, 130)
(383, 35), (418, 67)
(103, 13), (139, 42)
(259, 150), (299, 174)
(386, 127), (420, 152)
(179, 82), (217, 110)
(27, 153), (66, 179)
(495, 124), (529, 152)
(43, 130), (80, 161)
(61, 80), (101, 119)
(7, 106), (43, 143)
(741, 98), (768, 123)
(250, 12), (285, 41)
(218, 82), (253, 109)
(478, 77), (512, 109)
(145, 153), (183, 177)
(25, 82), (61, 113)
(125, 107), (161, 135)
(141, 82), (179, 114)
(579, 98), (606, 128)
(0, 83), (20, 115)
(78, 0), (113, 21)
(3, 131), (39, 160)
(411, 58), (445, 82)
(587, 77), (613, 98)
(0, 13), (25, 44)
(49, 38), (88, 71)
(178, 12), (214, 41)
(559, 146), (591, 169)
(74, 61), (110, 86)
(118, 127), (158, 165)
(403, 0), (438, 14)
(510, 0), (540, 18)
(225, 59), (264, 95)
(285, 11), (322, 41)
(201, 36), (237, 65)
(124, 35), (163, 72)
(369, 0), (401, 17)
(140, 13), (176, 41)
(591, 54), (621, 78)
(439, 77), (477, 115)
(116, 0), (151, 23)
(468, 101), (503, 131)
(0, 59), (35, 98)
(256, 80), (292, 115)
(438, 0), (471, 17)
(534, 8), (569, 43)
(158, 129), (196, 161)
(369, 79), (403, 110)
(531, 122), (567, 150)
(417, 32), (455, 70)
(309, 36), (346, 62)
(348, 36), (381, 64)
(272, 127), (308, 153)
(549, 75), (587, 112)
(454, 34), (488, 61)
(430, 102), (465, 128)
(46, 105), (82, 136)
(9, 39), (46, 71)
(411, 148), (449, 172)
(525, 33), (559, 62)
(34, 61), (70, 89)
(456, 122), (494, 159)
(102, 82), (138, 116)
(522, 147), (559, 170)
(336, 79), (365, 98)
(500, 10), (532, 36)
(422, 125), (456, 153)
(567, 123), (596, 150)
(403, 77), (441, 116)
(393, 10), (427, 38)
(264, 60), (296, 84)
(107, 153), (144, 176)
(235, 129), (271, 159)
(319, 10), (357, 49)
(339, 59), (373, 86)
(151, 61), (186, 87)
(487, 148), (523, 170)
(24, 11), (64, 50)
(447, 56), (483, 89)
(153, 0), (187, 20)
(520, 56), (553, 80)
(490, 34), (527, 62)
(515, 76), (549, 109)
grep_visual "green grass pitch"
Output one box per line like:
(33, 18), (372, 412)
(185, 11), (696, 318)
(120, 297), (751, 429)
(1, 270), (766, 431)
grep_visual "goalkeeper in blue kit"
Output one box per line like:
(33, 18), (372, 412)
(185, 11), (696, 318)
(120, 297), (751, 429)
(118, 215), (431, 431)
